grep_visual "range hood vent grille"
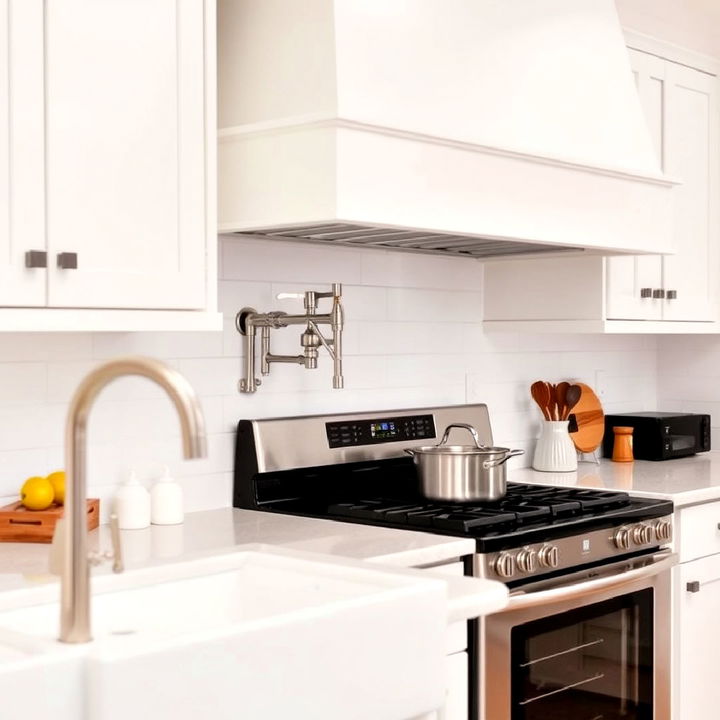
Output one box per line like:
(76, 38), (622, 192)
(234, 224), (581, 259)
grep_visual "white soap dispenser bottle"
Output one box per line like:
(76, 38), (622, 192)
(114, 471), (151, 530)
(151, 465), (184, 525)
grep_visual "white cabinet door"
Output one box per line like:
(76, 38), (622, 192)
(676, 555), (720, 719)
(663, 62), (719, 321)
(45, 0), (207, 310)
(0, 0), (45, 307)
(438, 652), (468, 720)
(606, 49), (664, 322)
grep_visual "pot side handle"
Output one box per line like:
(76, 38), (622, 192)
(482, 448), (525, 469)
(404, 448), (416, 456)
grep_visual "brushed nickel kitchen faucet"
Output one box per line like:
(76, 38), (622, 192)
(58, 357), (206, 643)
(235, 283), (344, 393)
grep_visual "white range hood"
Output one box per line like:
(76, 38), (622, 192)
(218, 0), (676, 259)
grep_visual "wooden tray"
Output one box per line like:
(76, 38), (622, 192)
(0, 499), (99, 543)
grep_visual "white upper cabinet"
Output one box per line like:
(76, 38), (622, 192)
(662, 61), (719, 321)
(0, 0), (44, 307)
(0, 0), (219, 330)
(605, 50), (666, 322)
(607, 49), (719, 324)
(484, 38), (720, 334)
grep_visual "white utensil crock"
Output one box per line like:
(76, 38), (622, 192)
(532, 420), (578, 472)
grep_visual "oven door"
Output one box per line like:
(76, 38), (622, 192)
(477, 550), (676, 720)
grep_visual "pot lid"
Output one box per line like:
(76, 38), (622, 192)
(411, 444), (512, 456)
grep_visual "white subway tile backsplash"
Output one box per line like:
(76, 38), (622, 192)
(0, 448), (52, 496)
(0, 404), (66, 451)
(175, 358), (241, 397)
(0, 235), (669, 514)
(217, 280), (273, 316)
(0, 333), (93, 361)
(360, 249), (482, 291)
(93, 331), (224, 360)
(385, 354), (467, 388)
(0, 362), (46, 405)
(387, 288), (483, 322)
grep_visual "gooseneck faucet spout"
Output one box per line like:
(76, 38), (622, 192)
(60, 356), (207, 643)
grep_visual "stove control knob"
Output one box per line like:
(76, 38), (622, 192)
(632, 523), (653, 545)
(655, 520), (672, 542)
(538, 545), (560, 569)
(613, 527), (631, 550)
(516, 548), (538, 574)
(494, 552), (516, 579)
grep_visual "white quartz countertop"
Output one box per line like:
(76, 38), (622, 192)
(509, 452), (720, 508)
(0, 508), (476, 593)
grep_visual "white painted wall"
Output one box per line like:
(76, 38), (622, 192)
(0, 237), (658, 517)
(657, 335), (720, 448)
(616, 0), (720, 59)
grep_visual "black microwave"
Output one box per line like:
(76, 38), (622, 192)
(602, 412), (711, 460)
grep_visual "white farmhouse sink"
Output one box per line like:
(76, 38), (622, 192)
(0, 546), (449, 720)
(0, 628), (85, 720)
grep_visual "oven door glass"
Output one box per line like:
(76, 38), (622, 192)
(511, 589), (653, 720)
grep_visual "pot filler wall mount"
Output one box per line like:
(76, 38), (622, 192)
(235, 283), (344, 393)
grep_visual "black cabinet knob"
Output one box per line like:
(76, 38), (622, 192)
(687, 581), (701, 593)
(57, 252), (78, 270)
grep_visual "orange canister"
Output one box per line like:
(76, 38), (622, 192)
(612, 426), (634, 462)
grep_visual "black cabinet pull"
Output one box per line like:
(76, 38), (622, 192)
(687, 581), (701, 593)
(25, 250), (47, 268)
(57, 252), (78, 270)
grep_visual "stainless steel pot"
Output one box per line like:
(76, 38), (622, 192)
(404, 423), (524, 502)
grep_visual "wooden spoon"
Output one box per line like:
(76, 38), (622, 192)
(547, 382), (558, 421)
(530, 381), (552, 421)
(564, 384), (582, 420)
(556, 381), (570, 421)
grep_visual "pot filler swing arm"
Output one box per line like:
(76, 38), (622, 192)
(235, 283), (344, 393)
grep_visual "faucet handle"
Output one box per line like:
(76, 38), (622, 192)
(49, 517), (66, 576)
(87, 513), (124, 573)
(109, 513), (124, 574)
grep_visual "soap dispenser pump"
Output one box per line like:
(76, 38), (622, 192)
(114, 471), (151, 530)
(150, 465), (184, 525)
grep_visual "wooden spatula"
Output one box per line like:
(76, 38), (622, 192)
(530, 381), (552, 421)
(556, 381), (570, 421)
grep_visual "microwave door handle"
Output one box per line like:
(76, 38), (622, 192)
(500, 551), (677, 613)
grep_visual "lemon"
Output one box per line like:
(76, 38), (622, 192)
(20, 476), (55, 511)
(46, 470), (66, 505)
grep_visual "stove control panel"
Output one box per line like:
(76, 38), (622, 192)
(613, 520), (672, 549)
(480, 516), (673, 582)
(326, 414), (436, 449)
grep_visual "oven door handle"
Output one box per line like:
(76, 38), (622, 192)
(500, 550), (677, 612)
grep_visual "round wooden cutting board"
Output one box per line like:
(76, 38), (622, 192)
(569, 382), (605, 453)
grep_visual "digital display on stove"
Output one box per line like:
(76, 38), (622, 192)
(370, 421), (397, 439)
(325, 414), (436, 448)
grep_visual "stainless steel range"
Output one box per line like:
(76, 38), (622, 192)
(234, 405), (675, 720)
